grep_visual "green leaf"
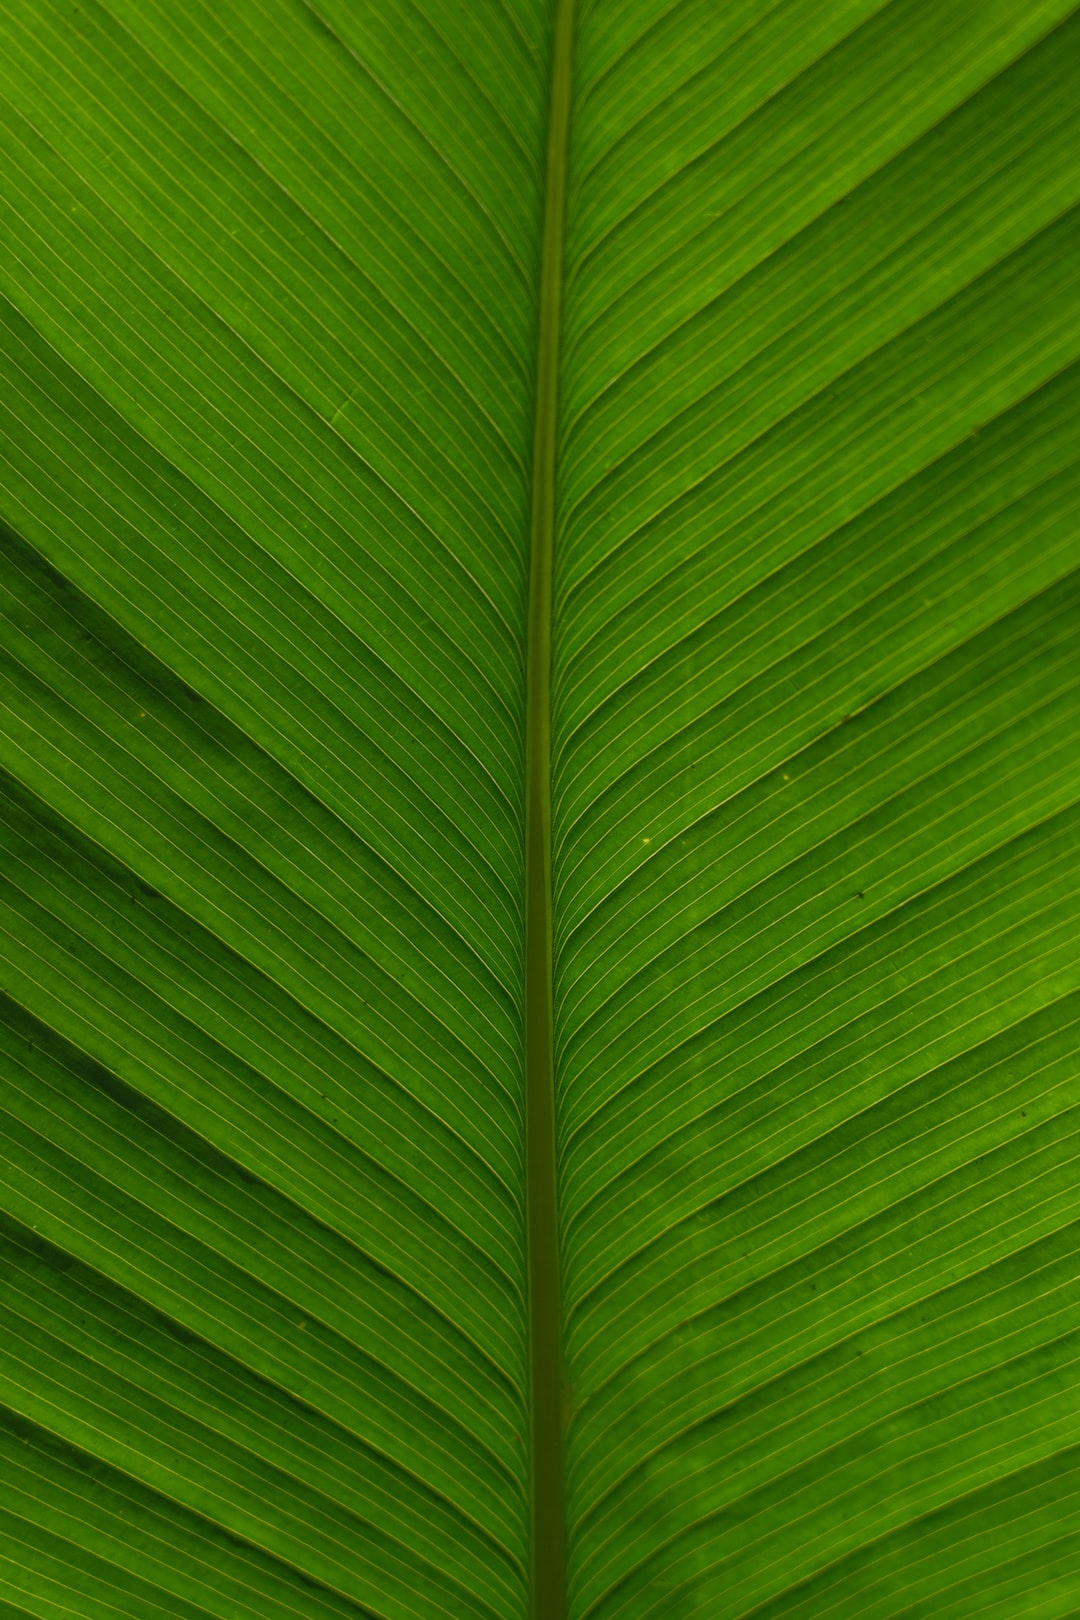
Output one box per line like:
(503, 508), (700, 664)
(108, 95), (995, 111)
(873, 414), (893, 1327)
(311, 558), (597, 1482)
(0, 2), (1078, 1618)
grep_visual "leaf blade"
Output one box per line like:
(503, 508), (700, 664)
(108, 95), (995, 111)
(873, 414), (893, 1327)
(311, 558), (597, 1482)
(0, 0), (548, 1613)
(557, 5), (1080, 1614)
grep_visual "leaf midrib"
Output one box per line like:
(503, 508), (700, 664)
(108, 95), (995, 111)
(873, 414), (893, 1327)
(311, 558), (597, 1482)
(525, 2), (576, 1616)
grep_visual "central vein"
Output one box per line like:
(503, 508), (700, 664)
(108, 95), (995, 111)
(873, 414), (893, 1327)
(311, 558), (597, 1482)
(525, 1), (576, 1615)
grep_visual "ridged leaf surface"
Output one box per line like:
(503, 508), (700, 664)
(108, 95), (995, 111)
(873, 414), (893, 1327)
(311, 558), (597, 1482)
(0, 3), (1078, 1618)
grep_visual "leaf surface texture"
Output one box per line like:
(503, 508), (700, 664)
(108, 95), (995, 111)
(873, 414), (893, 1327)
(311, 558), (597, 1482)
(0, 2), (1078, 1617)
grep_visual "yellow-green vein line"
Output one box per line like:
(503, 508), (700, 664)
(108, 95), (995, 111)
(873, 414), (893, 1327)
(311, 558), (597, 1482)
(526, 1), (576, 1616)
